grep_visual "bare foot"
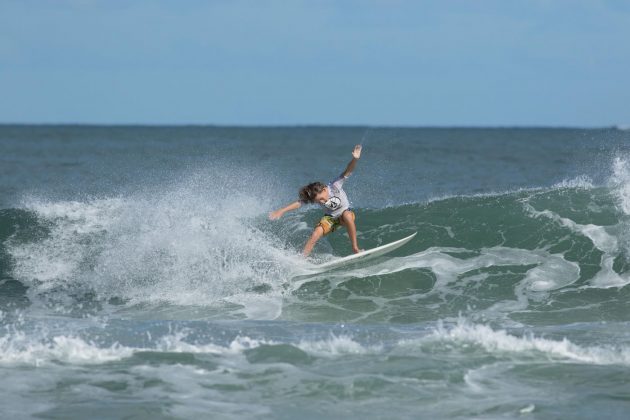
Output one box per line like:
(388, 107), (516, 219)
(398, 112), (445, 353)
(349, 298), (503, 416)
(352, 247), (363, 254)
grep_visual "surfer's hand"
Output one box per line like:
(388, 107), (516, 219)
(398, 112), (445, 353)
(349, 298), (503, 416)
(352, 144), (362, 159)
(268, 210), (283, 220)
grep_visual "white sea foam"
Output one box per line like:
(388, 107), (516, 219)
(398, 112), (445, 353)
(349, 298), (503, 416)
(4, 319), (630, 370)
(0, 328), (376, 367)
(524, 204), (618, 254)
(524, 200), (630, 288)
(297, 334), (379, 357)
(310, 245), (580, 312)
(523, 253), (580, 292)
(7, 168), (305, 316)
(551, 175), (594, 190)
(222, 294), (284, 320)
(0, 331), (135, 366)
(611, 155), (630, 215)
(0, 330), (265, 367)
(424, 320), (630, 366)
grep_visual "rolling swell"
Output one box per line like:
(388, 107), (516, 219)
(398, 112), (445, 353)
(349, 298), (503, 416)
(2, 180), (630, 325)
(291, 181), (630, 325)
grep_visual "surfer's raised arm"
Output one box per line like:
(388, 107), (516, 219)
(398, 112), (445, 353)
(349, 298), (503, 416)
(268, 200), (301, 220)
(342, 144), (362, 177)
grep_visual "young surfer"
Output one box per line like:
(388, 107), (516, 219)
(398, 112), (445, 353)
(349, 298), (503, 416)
(269, 145), (362, 257)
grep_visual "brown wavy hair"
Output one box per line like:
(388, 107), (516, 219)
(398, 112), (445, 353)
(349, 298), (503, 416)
(299, 182), (326, 204)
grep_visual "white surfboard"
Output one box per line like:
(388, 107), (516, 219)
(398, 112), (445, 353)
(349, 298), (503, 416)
(314, 232), (417, 272)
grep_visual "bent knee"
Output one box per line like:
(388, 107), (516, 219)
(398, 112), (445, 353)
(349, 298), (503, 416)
(341, 210), (356, 223)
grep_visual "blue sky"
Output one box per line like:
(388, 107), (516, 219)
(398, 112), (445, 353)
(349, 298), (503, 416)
(1, 0), (629, 126)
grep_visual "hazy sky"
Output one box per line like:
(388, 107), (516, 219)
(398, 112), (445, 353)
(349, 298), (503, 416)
(1, 0), (629, 126)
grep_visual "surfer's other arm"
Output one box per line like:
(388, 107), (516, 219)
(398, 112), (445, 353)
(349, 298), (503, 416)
(342, 144), (362, 177)
(268, 200), (301, 220)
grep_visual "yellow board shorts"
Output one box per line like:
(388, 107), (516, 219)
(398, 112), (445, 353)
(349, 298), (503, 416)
(316, 210), (355, 236)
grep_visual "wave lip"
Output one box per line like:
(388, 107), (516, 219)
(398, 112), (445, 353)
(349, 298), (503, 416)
(0, 333), (135, 367)
(5, 320), (630, 369)
(0, 329), (376, 367)
(297, 334), (382, 357)
(422, 320), (630, 366)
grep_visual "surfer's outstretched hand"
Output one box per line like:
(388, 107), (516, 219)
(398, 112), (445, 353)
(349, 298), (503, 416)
(268, 210), (282, 220)
(352, 144), (362, 159)
(268, 201), (302, 221)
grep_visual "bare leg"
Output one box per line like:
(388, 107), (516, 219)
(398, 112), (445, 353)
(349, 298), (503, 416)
(303, 226), (324, 257)
(340, 210), (360, 253)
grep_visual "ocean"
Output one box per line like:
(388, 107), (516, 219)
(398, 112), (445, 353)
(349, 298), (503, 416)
(1, 125), (630, 419)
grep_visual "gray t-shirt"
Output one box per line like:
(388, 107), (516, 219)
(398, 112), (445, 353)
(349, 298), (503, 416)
(320, 174), (351, 218)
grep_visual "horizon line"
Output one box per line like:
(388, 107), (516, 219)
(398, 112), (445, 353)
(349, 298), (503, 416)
(0, 122), (625, 130)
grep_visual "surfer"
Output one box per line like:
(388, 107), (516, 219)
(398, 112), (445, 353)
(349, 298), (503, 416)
(269, 144), (362, 257)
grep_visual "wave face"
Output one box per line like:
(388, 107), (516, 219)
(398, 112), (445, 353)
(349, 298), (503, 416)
(2, 125), (630, 419)
(5, 178), (630, 325)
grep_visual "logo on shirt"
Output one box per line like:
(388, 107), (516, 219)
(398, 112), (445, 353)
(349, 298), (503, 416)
(325, 196), (341, 210)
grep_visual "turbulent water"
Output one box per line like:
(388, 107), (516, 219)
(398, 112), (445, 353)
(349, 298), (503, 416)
(2, 125), (630, 419)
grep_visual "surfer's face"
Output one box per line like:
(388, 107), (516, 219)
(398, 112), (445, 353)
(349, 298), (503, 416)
(315, 187), (330, 204)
